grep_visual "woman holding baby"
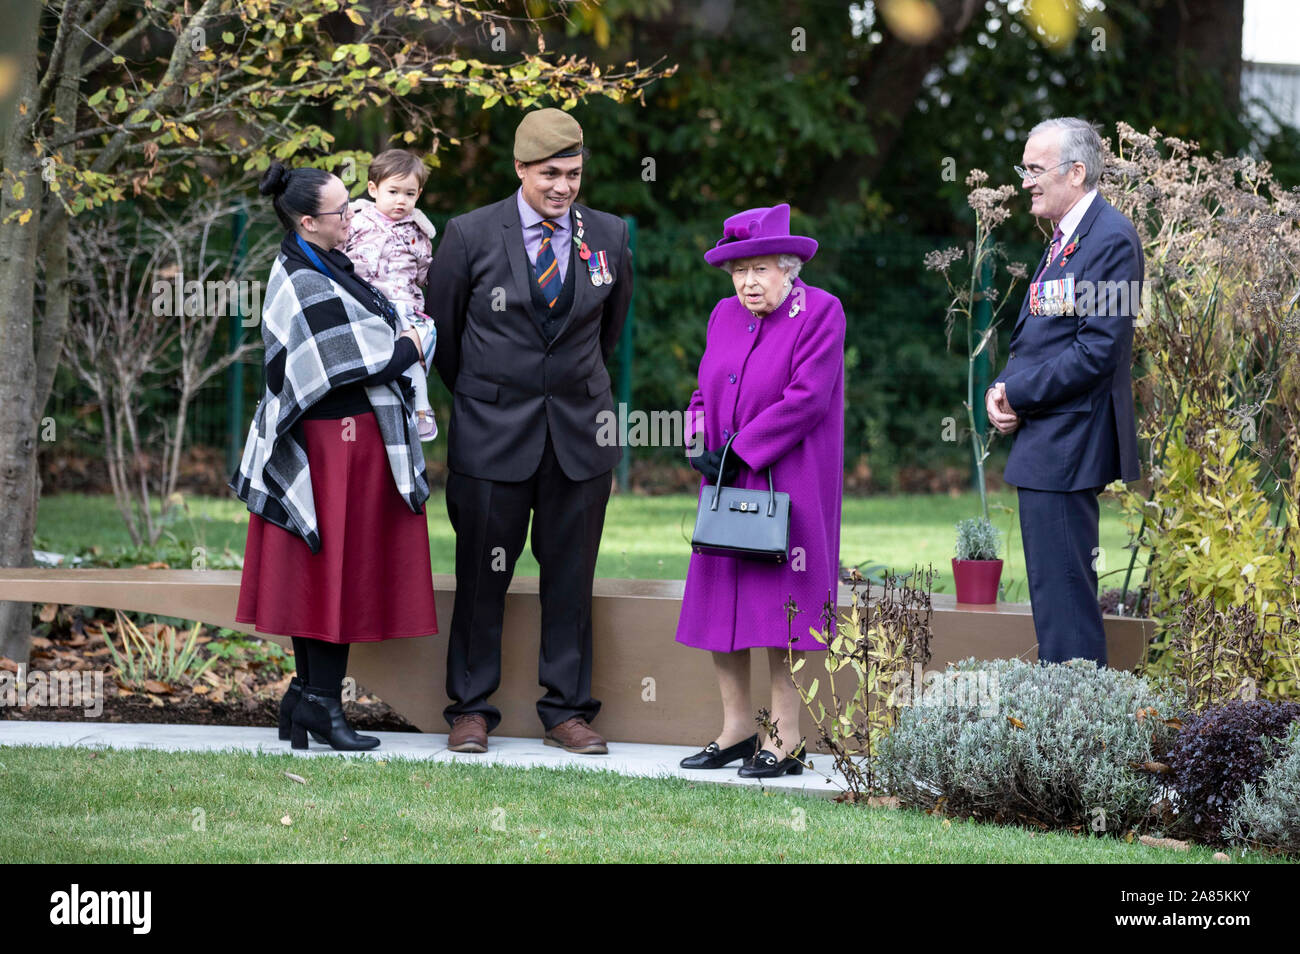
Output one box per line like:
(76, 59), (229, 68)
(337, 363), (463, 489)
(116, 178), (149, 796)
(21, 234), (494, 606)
(230, 153), (439, 752)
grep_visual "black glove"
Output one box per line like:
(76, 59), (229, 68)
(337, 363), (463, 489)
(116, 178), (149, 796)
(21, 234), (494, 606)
(722, 447), (745, 483)
(689, 446), (743, 485)
(689, 448), (722, 484)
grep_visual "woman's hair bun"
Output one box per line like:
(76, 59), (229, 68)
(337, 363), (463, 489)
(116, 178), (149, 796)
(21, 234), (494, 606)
(259, 161), (291, 197)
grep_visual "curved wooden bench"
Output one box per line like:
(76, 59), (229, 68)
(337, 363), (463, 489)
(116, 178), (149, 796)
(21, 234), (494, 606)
(0, 569), (1151, 742)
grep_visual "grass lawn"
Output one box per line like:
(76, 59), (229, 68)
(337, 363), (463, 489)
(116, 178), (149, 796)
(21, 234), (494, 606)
(0, 745), (1249, 864)
(35, 490), (1145, 598)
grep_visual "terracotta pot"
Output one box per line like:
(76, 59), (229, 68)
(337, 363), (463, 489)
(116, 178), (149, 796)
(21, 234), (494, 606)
(952, 558), (1003, 604)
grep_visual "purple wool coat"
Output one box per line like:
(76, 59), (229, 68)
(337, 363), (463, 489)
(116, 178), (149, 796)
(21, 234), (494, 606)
(676, 277), (846, 653)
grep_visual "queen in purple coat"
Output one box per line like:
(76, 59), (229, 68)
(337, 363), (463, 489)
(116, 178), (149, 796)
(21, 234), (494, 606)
(675, 203), (846, 779)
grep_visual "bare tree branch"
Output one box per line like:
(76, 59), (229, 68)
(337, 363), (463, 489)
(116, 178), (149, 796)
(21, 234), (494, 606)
(36, 0), (93, 112)
(81, 0), (185, 77)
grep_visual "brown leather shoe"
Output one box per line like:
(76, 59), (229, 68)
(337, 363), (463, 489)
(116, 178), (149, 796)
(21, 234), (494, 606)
(544, 717), (608, 755)
(448, 714), (488, 753)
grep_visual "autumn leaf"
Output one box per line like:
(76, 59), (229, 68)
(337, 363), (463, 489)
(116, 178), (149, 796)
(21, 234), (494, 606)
(143, 679), (172, 694)
(38, 603), (58, 622)
(1007, 716), (1026, 729)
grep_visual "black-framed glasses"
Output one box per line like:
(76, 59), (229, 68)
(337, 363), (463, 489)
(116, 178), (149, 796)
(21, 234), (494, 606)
(313, 200), (352, 221)
(1014, 159), (1079, 183)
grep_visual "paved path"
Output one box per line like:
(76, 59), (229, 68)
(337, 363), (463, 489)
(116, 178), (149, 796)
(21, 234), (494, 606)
(0, 721), (851, 798)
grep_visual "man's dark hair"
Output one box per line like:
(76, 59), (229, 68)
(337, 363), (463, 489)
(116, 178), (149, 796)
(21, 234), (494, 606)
(522, 146), (591, 167)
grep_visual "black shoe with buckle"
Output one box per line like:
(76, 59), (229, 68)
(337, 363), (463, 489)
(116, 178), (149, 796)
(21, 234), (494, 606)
(679, 733), (758, 769)
(738, 743), (806, 778)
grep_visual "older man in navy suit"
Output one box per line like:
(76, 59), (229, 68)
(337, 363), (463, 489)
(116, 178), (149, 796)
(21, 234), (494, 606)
(986, 117), (1142, 665)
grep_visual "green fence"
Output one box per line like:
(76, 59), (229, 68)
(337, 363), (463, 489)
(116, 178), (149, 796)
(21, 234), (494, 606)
(44, 208), (1042, 492)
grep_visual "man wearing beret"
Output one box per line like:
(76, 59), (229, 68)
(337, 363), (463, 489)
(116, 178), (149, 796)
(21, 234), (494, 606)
(427, 108), (632, 753)
(986, 116), (1142, 666)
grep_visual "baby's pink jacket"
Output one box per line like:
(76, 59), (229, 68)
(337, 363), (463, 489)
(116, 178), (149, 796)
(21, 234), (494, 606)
(343, 198), (436, 311)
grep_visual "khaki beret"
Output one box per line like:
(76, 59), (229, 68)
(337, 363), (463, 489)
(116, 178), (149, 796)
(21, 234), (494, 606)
(514, 108), (584, 163)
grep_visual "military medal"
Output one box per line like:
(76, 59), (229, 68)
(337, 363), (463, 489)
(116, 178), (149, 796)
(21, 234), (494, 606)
(588, 257), (603, 286)
(597, 249), (613, 285)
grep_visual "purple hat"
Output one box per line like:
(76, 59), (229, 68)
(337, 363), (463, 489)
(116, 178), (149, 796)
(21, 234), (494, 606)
(703, 203), (818, 267)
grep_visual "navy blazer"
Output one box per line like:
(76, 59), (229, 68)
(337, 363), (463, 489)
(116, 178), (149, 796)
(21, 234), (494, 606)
(992, 194), (1143, 491)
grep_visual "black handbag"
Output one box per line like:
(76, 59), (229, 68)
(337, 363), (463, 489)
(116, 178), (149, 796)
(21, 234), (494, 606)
(690, 434), (791, 563)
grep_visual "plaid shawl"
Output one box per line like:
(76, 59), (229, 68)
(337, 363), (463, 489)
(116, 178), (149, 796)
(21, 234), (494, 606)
(229, 232), (429, 554)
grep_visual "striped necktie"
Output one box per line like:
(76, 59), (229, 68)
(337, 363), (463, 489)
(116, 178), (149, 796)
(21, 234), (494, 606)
(535, 219), (560, 309)
(1035, 226), (1064, 284)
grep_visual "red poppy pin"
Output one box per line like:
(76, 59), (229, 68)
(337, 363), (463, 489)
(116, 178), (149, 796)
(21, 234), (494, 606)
(1058, 235), (1080, 267)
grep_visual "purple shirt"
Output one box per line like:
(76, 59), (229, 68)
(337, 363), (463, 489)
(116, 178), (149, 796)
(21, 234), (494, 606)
(515, 188), (572, 285)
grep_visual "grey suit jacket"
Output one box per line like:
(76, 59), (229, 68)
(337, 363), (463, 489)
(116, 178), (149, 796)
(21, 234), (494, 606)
(426, 196), (632, 482)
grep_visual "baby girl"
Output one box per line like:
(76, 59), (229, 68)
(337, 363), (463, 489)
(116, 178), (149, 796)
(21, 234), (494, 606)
(343, 149), (439, 440)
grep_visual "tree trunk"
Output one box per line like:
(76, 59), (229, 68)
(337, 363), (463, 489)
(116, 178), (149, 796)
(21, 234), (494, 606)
(1153, 0), (1244, 106)
(808, 0), (981, 214)
(0, 23), (44, 664)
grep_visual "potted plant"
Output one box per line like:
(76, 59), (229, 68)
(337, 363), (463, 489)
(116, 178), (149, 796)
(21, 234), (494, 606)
(952, 516), (1002, 604)
(927, 171), (1026, 607)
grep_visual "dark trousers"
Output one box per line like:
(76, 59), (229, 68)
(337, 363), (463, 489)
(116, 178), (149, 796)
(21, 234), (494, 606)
(1018, 485), (1108, 665)
(443, 428), (611, 732)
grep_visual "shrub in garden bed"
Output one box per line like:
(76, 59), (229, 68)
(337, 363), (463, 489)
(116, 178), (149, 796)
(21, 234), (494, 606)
(1164, 699), (1300, 846)
(1224, 722), (1300, 856)
(878, 658), (1180, 834)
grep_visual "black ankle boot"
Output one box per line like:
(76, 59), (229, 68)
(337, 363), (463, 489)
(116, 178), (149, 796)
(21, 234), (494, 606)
(290, 686), (380, 751)
(278, 677), (328, 744)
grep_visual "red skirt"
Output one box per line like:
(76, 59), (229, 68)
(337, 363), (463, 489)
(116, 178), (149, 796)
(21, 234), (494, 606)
(235, 411), (439, 644)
